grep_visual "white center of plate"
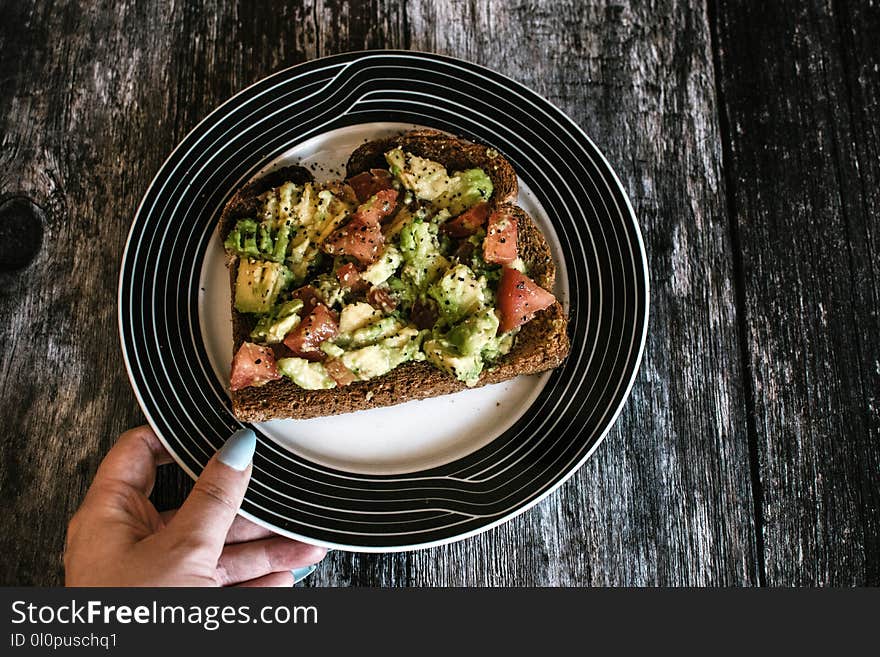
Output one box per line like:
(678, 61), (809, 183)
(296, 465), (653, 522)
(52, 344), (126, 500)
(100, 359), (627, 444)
(198, 123), (569, 475)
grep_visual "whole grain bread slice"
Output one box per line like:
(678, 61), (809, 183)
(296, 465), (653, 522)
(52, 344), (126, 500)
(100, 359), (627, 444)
(224, 133), (569, 421)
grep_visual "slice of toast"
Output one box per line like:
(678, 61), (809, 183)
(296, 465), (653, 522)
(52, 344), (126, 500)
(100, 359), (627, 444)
(222, 133), (570, 422)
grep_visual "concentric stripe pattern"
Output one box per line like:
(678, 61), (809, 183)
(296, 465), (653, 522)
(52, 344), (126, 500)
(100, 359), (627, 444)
(118, 52), (648, 550)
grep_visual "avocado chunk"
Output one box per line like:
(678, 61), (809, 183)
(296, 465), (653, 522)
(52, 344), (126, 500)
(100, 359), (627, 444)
(292, 182), (321, 229)
(338, 301), (382, 334)
(312, 272), (345, 308)
(385, 204), (428, 240)
(277, 357), (336, 390)
(320, 341), (345, 359)
(446, 308), (500, 356)
(234, 258), (294, 314)
(382, 327), (427, 366)
(341, 345), (393, 380)
(385, 148), (406, 178)
(423, 338), (483, 386)
(399, 218), (439, 262)
(337, 326), (425, 381)
(224, 219), (263, 259)
(383, 148), (492, 213)
(463, 229), (501, 284)
(260, 181), (302, 228)
(225, 182), (306, 264)
(261, 181), (303, 262)
(385, 148), (452, 201)
(436, 168), (493, 217)
(481, 330), (517, 363)
(399, 220), (450, 292)
(282, 183), (326, 280)
(428, 263), (489, 325)
(250, 298), (304, 343)
(287, 232), (325, 285)
(361, 245), (403, 286)
(316, 189), (335, 224)
(348, 317), (404, 349)
(432, 208), (452, 225)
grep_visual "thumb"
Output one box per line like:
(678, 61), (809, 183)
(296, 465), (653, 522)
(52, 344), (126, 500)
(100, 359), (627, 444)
(163, 428), (256, 559)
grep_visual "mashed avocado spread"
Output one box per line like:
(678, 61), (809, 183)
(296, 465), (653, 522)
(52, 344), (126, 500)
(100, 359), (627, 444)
(224, 147), (521, 389)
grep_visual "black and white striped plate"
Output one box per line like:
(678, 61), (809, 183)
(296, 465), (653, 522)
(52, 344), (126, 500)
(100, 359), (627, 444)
(119, 51), (648, 551)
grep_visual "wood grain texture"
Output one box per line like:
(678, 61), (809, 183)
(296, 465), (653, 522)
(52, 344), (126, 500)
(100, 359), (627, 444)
(1, 0), (875, 587)
(0, 0), (169, 586)
(389, 0), (759, 586)
(0, 0), (322, 586)
(712, 0), (880, 585)
(0, 0), (756, 587)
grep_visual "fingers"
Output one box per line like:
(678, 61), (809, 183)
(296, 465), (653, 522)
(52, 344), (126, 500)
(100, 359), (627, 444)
(235, 572), (295, 588)
(90, 425), (173, 498)
(160, 508), (276, 544)
(224, 515), (276, 544)
(216, 537), (327, 586)
(162, 429), (256, 560)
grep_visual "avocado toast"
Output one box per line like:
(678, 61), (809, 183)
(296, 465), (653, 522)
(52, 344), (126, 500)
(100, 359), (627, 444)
(220, 130), (570, 422)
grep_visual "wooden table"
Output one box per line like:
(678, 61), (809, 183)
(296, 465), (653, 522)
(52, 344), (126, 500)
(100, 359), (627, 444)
(1, 0), (877, 587)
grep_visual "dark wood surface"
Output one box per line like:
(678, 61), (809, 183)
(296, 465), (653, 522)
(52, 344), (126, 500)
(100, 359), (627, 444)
(712, 0), (880, 585)
(0, 0), (876, 586)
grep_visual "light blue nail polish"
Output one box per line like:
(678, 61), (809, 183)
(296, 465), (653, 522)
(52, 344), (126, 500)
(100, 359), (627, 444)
(291, 565), (317, 584)
(217, 428), (256, 471)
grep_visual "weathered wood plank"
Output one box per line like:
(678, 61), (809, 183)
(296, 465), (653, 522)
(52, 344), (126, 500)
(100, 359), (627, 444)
(1, 0), (760, 586)
(390, 0), (760, 585)
(0, 0), (174, 585)
(712, 0), (880, 585)
(0, 0), (410, 586)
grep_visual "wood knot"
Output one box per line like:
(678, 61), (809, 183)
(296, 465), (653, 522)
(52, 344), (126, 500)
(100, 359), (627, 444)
(0, 196), (44, 271)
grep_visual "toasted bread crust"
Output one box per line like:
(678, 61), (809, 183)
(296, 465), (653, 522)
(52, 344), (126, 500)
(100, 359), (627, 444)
(226, 132), (569, 421)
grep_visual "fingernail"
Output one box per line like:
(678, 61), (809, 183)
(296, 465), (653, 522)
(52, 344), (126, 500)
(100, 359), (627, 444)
(217, 428), (256, 471)
(291, 565), (317, 584)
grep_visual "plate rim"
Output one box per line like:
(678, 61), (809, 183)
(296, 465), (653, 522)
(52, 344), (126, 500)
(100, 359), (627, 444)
(117, 49), (650, 552)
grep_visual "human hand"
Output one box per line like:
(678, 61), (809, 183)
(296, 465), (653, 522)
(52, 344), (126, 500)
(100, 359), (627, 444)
(64, 425), (326, 586)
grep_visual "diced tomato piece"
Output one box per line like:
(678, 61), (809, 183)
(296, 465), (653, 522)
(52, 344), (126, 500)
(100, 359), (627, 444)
(496, 267), (556, 333)
(410, 298), (439, 330)
(367, 286), (397, 313)
(323, 189), (397, 264)
(291, 285), (322, 314)
(442, 201), (490, 238)
(336, 262), (364, 289)
(230, 342), (281, 391)
(283, 303), (339, 361)
(347, 169), (394, 203)
(324, 359), (358, 387)
(323, 216), (386, 265)
(353, 188), (399, 225)
(483, 208), (518, 265)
